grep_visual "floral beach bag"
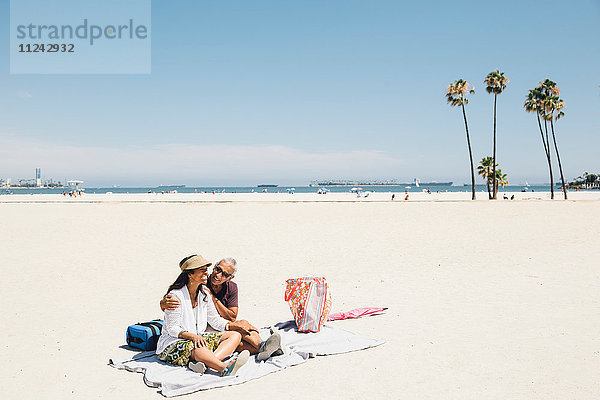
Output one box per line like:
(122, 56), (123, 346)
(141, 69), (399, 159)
(285, 277), (332, 332)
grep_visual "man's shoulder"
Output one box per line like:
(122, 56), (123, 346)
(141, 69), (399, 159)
(226, 281), (238, 291)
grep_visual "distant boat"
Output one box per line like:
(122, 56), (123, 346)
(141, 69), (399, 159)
(257, 184), (278, 187)
(312, 180), (452, 187)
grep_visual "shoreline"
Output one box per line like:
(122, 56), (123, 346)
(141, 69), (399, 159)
(1, 191), (598, 203)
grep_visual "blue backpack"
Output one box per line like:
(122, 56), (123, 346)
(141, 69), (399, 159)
(126, 320), (163, 351)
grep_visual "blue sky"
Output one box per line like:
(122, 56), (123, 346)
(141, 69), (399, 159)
(1, 0), (599, 186)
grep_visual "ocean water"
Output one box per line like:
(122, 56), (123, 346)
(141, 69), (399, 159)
(0, 184), (583, 195)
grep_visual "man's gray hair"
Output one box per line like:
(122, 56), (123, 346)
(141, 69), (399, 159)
(217, 257), (238, 275)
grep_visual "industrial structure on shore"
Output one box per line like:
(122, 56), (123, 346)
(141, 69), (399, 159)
(1, 168), (74, 189)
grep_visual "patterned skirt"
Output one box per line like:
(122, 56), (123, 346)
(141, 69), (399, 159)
(157, 332), (224, 366)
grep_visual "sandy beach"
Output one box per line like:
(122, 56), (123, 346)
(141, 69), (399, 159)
(2, 194), (599, 399)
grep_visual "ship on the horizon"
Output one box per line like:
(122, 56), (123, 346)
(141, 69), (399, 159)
(310, 180), (452, 187)
(257, 184), (278, 187)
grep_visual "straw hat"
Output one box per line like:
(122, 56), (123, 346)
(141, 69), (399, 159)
(180, 255), (212, 271)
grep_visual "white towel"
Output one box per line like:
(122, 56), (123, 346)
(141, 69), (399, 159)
(110, 322), (385, 397)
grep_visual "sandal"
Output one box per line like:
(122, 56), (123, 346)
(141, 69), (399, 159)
(221, 350), (250, 377)
(188, 361), (206, 374)
(257, 332), (282, 361)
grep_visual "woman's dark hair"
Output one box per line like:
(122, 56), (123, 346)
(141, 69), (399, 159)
(165, 255), (207, 302)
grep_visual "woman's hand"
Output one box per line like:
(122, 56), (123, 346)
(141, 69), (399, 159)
(190, 334), (207, 349)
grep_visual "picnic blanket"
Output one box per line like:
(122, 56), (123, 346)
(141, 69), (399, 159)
(109, 320), (385, 397)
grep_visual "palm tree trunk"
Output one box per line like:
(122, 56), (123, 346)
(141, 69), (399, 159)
(550, 118), (567, 200)
(536, 113), (550, 158)
(486, 177), (491, 199)
(461, 103), (476, 200)
(491, 94), (498, 199)
(543, 119), (554, 199)
(537, 113), (554, 199)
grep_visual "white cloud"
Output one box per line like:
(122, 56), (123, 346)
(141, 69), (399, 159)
(16, 91), (33, 99)
(0, 135), (405, 185)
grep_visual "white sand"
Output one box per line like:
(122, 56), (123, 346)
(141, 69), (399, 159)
(1, 194), (599, 399)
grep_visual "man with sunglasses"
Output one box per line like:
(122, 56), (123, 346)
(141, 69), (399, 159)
(207, 259), (239, 321)
(160, 258), (282, 360)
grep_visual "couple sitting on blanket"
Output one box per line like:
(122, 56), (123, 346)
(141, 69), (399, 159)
(156, 255), (283, 376)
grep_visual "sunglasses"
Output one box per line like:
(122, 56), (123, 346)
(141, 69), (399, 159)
(213, 265), (232, 278)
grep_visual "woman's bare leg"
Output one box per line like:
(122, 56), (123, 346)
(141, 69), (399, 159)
(213, 331), (242, 360)
(190, 347), (227, 372)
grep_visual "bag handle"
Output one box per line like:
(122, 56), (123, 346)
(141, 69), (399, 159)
(138, 322), (161, 336)
(285, 277), (326, 301)
(146, 321), (163, 332)
(285, 283), (298, 302)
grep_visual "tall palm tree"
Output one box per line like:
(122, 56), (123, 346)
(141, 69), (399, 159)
(447, 79), (476, 200)
(477, 156), (495, 199)
(540, 79), (568, 199)
(484, 70), (509, 200)
(524, 88), (554, 199)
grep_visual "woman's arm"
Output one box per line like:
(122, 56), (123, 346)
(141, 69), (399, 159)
(179, 331), (207, 348)
(163, 294), (186, 338)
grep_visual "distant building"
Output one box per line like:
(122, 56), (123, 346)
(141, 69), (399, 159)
(36, 168), (42, 187)
(67, 180), (84, 191)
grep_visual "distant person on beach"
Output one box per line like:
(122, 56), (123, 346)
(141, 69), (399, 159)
(156, 255), (250, 375)
(161, 257), (283, 360)
(404, 194), (409, 200)
(391, 194), (395, 201)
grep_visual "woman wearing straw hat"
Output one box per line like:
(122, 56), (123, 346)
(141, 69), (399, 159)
(156, 255), (250, 376)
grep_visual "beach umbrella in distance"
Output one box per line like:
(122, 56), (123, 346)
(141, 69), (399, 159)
(327, 307), (388, 321)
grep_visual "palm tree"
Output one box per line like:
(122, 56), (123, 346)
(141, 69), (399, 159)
(524, 87), (554, 199)
(447, 79), (476, 200)
(477, 156), (495, 199)
(540, 79), (568, 199)
(494, 169), (508, 194)
(484, 70), (509, 200)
